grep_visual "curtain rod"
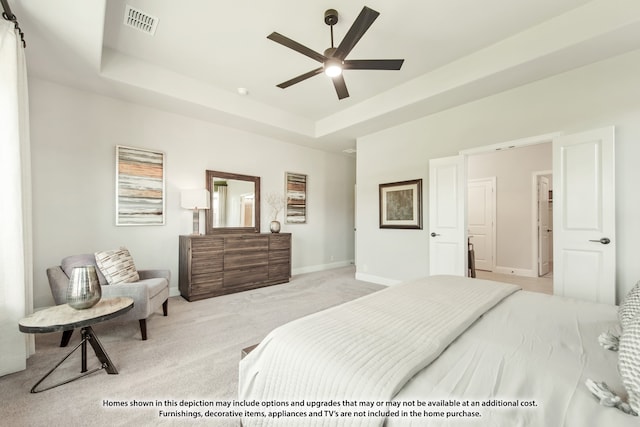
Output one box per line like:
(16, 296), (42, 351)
(0, 0), (14, 20)
(1, 0), (26, 47)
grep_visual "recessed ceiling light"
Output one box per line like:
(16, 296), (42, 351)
(237, 87), (249, 96)
(343, 148), (357, 154)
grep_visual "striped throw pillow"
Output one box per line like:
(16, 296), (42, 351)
(94, 247), (139, 285)
(619, 281), (640, 330)
(619, 315), (640, 415)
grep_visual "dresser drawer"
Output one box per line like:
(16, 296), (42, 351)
(224, 252), (268, 270)
(224, 266), (269, 288)
(192, 270), (223, 285)
(191, 256), (223, 274)
(269, 249), (290, 264)
(189, 273), (223, 296)
(269, 263), (290, 281)
(225, 235), (269, 252)
(269, 234), (291, 250)
(191, 237), (224, 252)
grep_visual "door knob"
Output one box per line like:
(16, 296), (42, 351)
(588, 237), (611, 245)
(430, 232), (440, 237)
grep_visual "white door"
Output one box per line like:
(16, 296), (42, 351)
(553, 127), (615, 304)
(537, 176), (551, 276)
(429, 156), (466, 276)
(468, 178), (495, 271)
(354, 184), (357, 266)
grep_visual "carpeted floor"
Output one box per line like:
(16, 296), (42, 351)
(0, 266), (383, 427)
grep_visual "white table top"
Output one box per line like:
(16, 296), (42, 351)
(19, 297), (134, 333)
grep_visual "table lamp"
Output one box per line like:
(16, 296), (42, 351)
(181, 189), (210, 235)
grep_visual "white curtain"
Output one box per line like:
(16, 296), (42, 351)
(0, 18), (34, 376)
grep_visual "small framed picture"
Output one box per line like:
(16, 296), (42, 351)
(379, 179), (422, 229)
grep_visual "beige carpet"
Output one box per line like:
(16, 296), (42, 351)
(0, 266), (383, 427)
(475, 270), (553, 295)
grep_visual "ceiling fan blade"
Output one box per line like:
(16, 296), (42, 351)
(267, 32), (326, 63)
(333, 6), (380, 60)
(276, 67), (324, 89)
(343, 59), (404, 70)
(332, 75), (350, 100)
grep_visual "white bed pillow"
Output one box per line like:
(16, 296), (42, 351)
(619, 280), (640, 330)
(94, 247), (139, 285)
(619, 314), (640, 415)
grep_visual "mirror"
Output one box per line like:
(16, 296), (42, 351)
(205, 170), (260, 234)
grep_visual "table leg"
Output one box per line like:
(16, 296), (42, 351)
(29, 326), (119, 393)
(81, 328), (88, 373)
(83, 326), (118, 374)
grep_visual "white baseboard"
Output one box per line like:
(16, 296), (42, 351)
(493, 266), (537, 278)
(354, 272), (401, 287)
(292, 260), (354, 276)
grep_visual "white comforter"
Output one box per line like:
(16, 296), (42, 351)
(239, 275), (519, 427)
(388, 290), (635, 427)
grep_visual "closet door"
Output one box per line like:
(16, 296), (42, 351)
(468, 177), (496, 272)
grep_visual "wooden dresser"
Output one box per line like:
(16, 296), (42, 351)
(178, 233), (291, 301)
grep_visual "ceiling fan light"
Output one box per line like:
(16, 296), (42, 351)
(324, 58), (343, 77)
(325, 65), (342, 77)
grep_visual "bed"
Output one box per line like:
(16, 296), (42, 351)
(238, 275), (638, 426)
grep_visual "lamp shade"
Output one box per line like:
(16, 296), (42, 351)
(181, 189), (210, 210)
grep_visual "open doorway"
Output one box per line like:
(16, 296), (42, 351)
(431, 128), (614, 300)
(466, 142), (552, 280)
(535, 172), (553, 278)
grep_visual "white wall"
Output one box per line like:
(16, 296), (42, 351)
(29, 79), (356, 308)
(467, 143), (552, 275)
(356, 49), (640, 302)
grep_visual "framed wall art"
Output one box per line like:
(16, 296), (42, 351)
(379, 179), (422, 229)
(115, 145), (165, 226)
(285, 172), (307, 224)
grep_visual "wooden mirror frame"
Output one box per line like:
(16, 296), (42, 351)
(205, 170), (260, 234)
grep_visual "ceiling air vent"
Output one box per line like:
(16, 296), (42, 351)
(124, 5), (158, 35)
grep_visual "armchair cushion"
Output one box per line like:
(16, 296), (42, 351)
(94, 247), (140, 285)
(100, 277), (168, 321)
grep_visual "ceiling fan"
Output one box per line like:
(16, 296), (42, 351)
(267, 6), (404, 100)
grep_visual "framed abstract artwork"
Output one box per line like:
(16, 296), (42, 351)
(115, 145), (165, 226)
(379, 179), (422, 229)
(285, 172), (307, 224)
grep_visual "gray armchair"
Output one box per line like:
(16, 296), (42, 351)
(46, 253), (170, 346)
